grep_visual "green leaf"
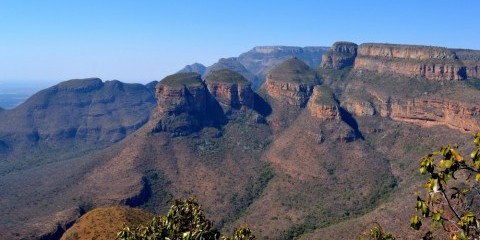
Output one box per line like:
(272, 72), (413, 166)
(410, 215), (422, 230)
(450, 148), (463, 162)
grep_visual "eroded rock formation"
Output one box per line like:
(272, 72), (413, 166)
(308, 86), (340, 120)
(342, 99), (376, 117)
(454, 49), (480, 79)
(354, 43), (467, 81)
(321, 41), (358, 69)
(369, 92), (480, 132)
(264, 58), (319, 107)
(153, 73), (208, 135)
(205, 69), (254, 109)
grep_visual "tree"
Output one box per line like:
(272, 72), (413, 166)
(359, 223), (396, 240)
(411, 133), (480, 239)
(117, 197), (256, 240)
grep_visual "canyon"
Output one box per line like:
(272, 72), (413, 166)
(0, 41), (480, 239)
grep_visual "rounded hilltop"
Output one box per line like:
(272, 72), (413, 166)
(158, 72), (203, 87)
(61, 206), (154, 240)
(268, 57), (318, 84)
(205, 69), (254, 109)
(205, 69), (250, 84)
(56, 78), (104, 91)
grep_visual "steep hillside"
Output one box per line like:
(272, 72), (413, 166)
(0, 78), (156, 174)
(2, 41), (480, 240)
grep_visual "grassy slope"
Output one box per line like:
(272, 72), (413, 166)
(61, 206), (154, 240)
(3, 66), (480, 240)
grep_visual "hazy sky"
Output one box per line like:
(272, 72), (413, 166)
(1, 0), (479, 84)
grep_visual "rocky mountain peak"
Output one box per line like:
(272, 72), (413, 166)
(155, 73), (206, 115)
(308, 86), (341, 120)
(321, 41), (358, 69)
(264, 58), (319, 107)
(205, 69), (254, 109)
(153, 73), (215, 136)
(177, 63), (207, 76)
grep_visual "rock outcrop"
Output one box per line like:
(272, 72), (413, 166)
(153, 73), (209, 135)
(354, 43), (467, 81)
(369, 92), (480, 132)
(342, 99), (376, 117)
(454, 49), (480, 79)
(205, 69), (254, 109)
(321, 41), (358, 69)
(308, 86), (340, 120)
(264, 58), (320, 107)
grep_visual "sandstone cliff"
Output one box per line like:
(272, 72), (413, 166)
(373, 94), (480, 132)
(264, 58), (319, 107)
(354, 43), (467, 81)
(342, 99), (376, 117)
(454, 49), (480, 79)
(307, 86), (340, 121)
(321, 41), (358, 69)
(153, 73), (209, 135)
(205, 69), (254, 109)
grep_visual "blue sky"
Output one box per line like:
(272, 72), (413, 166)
(1, 0), (479, 84)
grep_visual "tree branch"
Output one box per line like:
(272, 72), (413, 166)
(440, 190), (461, 221)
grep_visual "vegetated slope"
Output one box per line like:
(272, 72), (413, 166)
(67, 60), (396, 240)
(60, 206), (154, 240)
(0, 78), (157, 174)
(2, 42), (480, 240)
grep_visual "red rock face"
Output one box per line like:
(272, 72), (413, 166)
(307, 87), (340, 120)
(390, 99), (480, 132)
(309, 104), (339, 120)
(155, 84), (207, 116)
(206, 82), (254, 109)
(342, 100), (375, 117)
(370, 93), (480, 132)
(321, 42), (358, 69)
(354, 44), (467, 81)
(357, 44), (457, 60)
(264, 79), (315, 107)
(355, 56), (466, 81)
(464, 60), (480, 79)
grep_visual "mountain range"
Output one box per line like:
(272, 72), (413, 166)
(0, 42), (480, 239)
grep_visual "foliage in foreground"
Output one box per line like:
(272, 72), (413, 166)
(411, 133), (480, 239)
(359, 223), (396, 240)
(117, 197), (256, 240)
